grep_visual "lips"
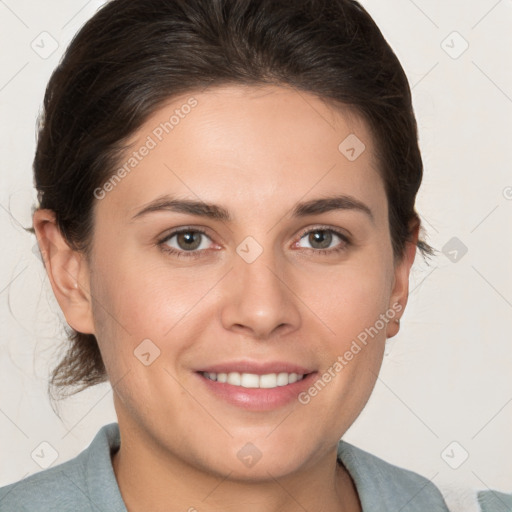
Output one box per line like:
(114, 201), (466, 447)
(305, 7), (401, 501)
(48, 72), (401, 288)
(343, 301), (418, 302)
(195, 360), (316, 410)
(197, 360), (313, 375)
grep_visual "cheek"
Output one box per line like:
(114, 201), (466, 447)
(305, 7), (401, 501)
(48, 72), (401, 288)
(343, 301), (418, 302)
(89, 252), (220, 375)
(92, 254), (194, 335)
(300, 257), (392, 339)
(297, 259), (390, 414)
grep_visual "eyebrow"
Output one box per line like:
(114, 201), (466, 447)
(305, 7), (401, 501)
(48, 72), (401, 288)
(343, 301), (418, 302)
(130, 194), (374, 224)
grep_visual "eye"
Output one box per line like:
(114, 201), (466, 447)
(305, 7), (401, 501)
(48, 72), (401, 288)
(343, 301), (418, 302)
(158, 228), (215, 258)
(295, 227), (351, 254)
(157, 225), (351, 259)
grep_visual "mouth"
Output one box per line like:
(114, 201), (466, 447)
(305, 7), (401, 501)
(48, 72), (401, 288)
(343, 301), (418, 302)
(200, 371), (307, 389)
(194, 363), (316, 411)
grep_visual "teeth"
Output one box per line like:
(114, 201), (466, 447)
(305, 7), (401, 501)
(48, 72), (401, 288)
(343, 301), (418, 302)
(202, 371), (305, 389)
(227, 372), (241, 386)
(260, 373), (277, 389)
(240, 373), (259, 388)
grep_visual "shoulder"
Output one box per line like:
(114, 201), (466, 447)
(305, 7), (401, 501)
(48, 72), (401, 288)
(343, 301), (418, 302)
(337, 440), (450, 512)
(0, 423), (125, 512)
(0, 455), (90, 512)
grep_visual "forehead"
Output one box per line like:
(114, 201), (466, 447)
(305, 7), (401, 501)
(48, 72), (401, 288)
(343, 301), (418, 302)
(97, 84), (387, 225)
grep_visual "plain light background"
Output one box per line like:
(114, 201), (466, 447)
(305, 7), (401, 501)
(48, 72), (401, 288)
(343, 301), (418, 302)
(0, 0), (511, 508)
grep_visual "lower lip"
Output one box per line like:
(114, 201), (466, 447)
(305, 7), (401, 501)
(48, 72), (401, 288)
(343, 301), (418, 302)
(195, 372), (317, 411)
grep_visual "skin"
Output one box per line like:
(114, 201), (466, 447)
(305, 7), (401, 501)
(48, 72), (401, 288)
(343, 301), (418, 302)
(34, 84), (418, 512)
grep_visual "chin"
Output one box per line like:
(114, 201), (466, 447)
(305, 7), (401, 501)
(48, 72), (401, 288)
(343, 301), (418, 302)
(195, 437), (317, 482)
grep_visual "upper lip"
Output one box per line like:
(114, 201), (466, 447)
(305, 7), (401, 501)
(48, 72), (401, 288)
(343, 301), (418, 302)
(197, 360), (314, 375)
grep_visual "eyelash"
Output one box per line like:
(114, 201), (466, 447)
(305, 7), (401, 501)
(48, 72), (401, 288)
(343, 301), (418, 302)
(157, 225), (351, 259)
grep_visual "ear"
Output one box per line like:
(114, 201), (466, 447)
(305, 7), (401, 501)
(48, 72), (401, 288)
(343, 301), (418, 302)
(33, 209), (95, 335)
(386, 218), (420, 339)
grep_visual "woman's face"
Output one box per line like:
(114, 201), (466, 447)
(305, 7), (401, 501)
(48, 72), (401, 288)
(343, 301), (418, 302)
(50, 84), (416, 479)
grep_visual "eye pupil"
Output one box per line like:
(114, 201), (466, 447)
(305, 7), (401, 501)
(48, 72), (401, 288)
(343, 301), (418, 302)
(177, 231), (201, 250)
(309, 230), (332, 249)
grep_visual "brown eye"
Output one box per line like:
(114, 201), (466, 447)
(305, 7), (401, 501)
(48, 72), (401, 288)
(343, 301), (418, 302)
(296, 228), (350, 254)
(160, 228), (213, 256)
(307, 230), (333, 250)
(175, 231), (203, 251)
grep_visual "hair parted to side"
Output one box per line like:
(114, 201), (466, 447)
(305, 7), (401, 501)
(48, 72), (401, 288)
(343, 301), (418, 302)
(28, 0), (436, 400)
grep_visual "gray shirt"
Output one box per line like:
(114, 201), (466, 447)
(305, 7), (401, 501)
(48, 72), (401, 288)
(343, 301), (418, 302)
(0, 422), (450, 511)
(477, 490), (512, 512)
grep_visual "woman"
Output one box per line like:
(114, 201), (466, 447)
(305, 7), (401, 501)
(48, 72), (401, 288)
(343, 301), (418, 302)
(0, 0), (450, 510)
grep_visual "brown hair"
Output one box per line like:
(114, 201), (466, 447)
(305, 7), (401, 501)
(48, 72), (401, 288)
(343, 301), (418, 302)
(28, 0), (436, 399)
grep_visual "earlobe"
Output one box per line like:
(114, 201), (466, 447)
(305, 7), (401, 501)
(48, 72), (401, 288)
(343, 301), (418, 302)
(33, 209), (95, 335)
(386, 219), (420, 339)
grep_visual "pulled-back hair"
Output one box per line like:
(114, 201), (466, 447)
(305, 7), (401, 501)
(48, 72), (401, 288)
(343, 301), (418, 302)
(29, 0), (435, 399)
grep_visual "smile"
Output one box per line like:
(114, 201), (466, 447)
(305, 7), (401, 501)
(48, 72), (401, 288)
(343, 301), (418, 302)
(201, 371), (305, 389)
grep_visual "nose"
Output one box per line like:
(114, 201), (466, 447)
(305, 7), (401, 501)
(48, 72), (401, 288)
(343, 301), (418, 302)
(219, 245), (302, 340)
